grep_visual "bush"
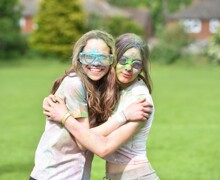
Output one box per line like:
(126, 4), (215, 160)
(86, 15), (145, 38)
(207, 29), (220, 65)
(151, 23), (192, 64)
(103, 16), (145, 38)
(0, 0), (28, 59)
(29, 0), (86, 61)
(151, 43), (180, 64)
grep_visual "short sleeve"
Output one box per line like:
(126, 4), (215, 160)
(132, 81), (155, 128)
(132, 85), (153, 105)
(55, 75), (88, 118)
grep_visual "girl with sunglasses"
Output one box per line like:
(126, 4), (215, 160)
(43, 33), (158, 179)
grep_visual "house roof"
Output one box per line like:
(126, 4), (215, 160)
(168, 0), (220, 20)
(82, 0), (129, 17)
(20, 0), (128, 17)
(83, 0), (150, 28)
(123, 8), (150, 28)
(20, 0), (40, 16)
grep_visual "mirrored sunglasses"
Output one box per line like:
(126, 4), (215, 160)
(118, 56), (142, 70)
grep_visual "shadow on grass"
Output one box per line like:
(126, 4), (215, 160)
(0, 162), (33, 175)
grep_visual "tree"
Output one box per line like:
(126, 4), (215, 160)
(103, 16), (145, 38)
(151, 23), (192, 64)
(107, 0), (146, 7)
(107, 0), (192, 34)
(30, 0), (86, 60)
(0, 0), (26, 58)
(86, 15), (145, 39)
(143, 0), (192, 33)
(207, 29), (220, 65)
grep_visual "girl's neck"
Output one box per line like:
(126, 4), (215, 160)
(116, 78), (137, 90)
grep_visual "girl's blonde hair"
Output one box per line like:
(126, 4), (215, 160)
(51, 30), (118, 125)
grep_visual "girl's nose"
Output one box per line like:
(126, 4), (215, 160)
(124, 64), (132, 71)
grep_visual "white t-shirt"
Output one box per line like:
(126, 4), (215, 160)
(31, 73), (88, 180)
(104, 79), (155, 165)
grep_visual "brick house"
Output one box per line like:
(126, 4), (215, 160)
(167, 0), (220, 41)
(19, 0), (39, 33)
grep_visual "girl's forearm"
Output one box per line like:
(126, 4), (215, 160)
(64, 116), (140, 158)
(90, 115), (123, 136)
(64, 117), (110, 157)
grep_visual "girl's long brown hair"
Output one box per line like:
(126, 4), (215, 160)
(115, 33), (152, 94)
(51, 30), (119, 126)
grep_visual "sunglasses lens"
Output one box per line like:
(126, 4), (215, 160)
(119, 57), (127, 65)
(101, 55), (113, 66)
(133, 61), (142, 70)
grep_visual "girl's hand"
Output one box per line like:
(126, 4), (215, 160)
(123, 98), (153, 121)
(42, 94), (68, 123)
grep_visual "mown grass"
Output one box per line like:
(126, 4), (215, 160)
(0, 58), (219, 179)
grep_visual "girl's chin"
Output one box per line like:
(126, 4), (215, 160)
(118, 77), (131, 84)
(87, 73), (105, 81)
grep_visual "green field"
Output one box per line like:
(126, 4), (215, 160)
(0, 58), (219, 179)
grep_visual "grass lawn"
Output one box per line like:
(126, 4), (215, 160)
(0, 58), (219, 179)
